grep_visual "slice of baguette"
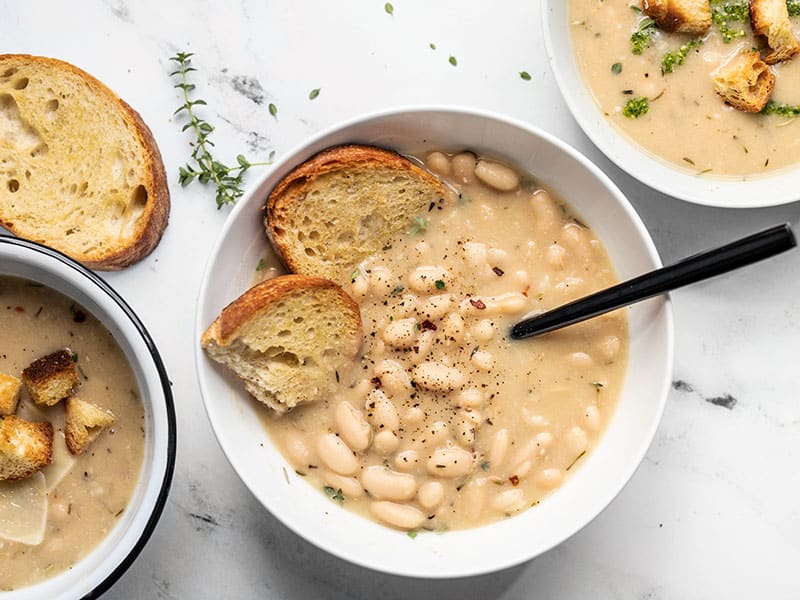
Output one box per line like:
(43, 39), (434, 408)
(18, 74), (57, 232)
(201, 274), (363, 414)
(0, 54), (169, 270)
(264, 145), (450, 284)
(642, 0), (712, 35)
(0, 415), (53, 481)
(750, 0), (800, 64)
(712, 50), (775, 112)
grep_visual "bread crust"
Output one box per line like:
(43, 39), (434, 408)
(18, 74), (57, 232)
(712, 50), (776, 112)
(0, 54), (170, 270)
(22, 349), (79, 406)
(642, 0), (712, 35)
(749, 0), (800, 64)
(0, 415), (53, 481)
(264, 144), (448, 280)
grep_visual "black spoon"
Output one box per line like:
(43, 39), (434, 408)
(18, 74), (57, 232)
(510, 223), (796, 340)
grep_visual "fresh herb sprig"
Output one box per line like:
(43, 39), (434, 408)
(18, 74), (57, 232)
(170, 52), (273, 209)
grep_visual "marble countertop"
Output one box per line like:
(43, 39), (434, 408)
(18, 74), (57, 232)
(4, 1), (800, 598)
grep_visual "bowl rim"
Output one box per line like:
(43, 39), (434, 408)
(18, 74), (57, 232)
(194, 104), (674, 577)
(0, 235), (177, 598)
(541, 0), (800, 209)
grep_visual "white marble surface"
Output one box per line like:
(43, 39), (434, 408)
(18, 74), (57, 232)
(4, 1), (800, 598)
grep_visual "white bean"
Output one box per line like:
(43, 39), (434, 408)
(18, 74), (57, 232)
(394, 450), (420, 472)
(475, 160), (520, 191)
(597, 335), (621, 362)
(412, 361), (465, 391)
(470, 349), (494, 371)
(427, 445), (474, 478)
(452, 152), (477, 183)
(530, 189), (560, 233)
(426, 151), (451, 175)
(408, 266), (449, 294)
(584, 404), (602, 432)
(489, 428), (510, 468)
(462, 242), (488, 269)
(351, 272), (369, 298)
(521, 408), (549, 429)
(443, 312), (465, 341)
(317, 433), (359, 476)
(414, 330), (435, 360)
(418, 294), (454, 320)
(569, 352), (593, 368)
(546, 244), (567, 269)
(455, 415), (476, 447)
(470, 319), (494, 342)
(403, 406), (424, 425)
(535, 467), (564, 489)
(284, 430), (316, 468)
(370, 501), (426, 530)
(373, 430), (400, 454)
(456, 388), (485, 409)
(490, 488), (526, 513)
(382, 317), (418, 349)
(334, 401), (372, 452)
(322, 470), (365, 499)
(534, 431), (555, 451)
(365, 388), (400, 432)
(374, 360), (412, 395)
(369, 266), (395, 296)
(565, 426), (589, 456)
(361, 465), (417, 501)
(417, 481), (445, 509)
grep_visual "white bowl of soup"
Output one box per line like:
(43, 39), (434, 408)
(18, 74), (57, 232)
(543, 0), (800, 207)
(0, 236), (176, 598)
(195, 106), (673, 577)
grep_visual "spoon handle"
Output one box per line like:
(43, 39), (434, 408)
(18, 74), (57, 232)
(510, 223), (796, 340)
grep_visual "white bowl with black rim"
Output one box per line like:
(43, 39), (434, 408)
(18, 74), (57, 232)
(195, 106), (673, 578)
(0, 235), (176, 600)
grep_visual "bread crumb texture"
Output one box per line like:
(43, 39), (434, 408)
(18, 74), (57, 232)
(22, 349), (79, 407)
(0, 372), (22, 416)
(0, 415), (54, 481)
(64, 397), (115, 455)
(0, 54), (169, 269)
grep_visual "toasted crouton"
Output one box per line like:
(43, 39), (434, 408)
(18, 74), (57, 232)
(0, 372), (22, 416)
(22, 349), (79, 406)
(64, 397), (115, 455)
(750, 0), (800, 64)
(712, 50), (776, 112)
(0, 415), (53, 481)
(642, 0), (712, 35)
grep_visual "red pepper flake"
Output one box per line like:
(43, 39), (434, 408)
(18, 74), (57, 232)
(492, 267), (504, 276)
(14, 306), (25, 313)
(509, 475), (520, 486)
(420, 319), (437, 331)
(521, 285), (530, 297)
(370, 377), (382, 388)
(469, 298), (486, 310)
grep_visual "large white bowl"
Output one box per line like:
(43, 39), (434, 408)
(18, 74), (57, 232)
(195, 107), (674, 578)
(0, 236), (176, 599)
(542, 1), (800, 208)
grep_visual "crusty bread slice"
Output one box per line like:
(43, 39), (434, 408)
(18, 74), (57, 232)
(202, 274), (363, 414)
(712, 50), (775, 112)
(264, 145), (450, 284)
(22, 349), (79, 407)
(642, 0), (712, 35)
(0, 54), (169, 270)
(64, 397), (115, 455)
(750, 0), (800, 64)
(0, 415), (53, 481)
(0, 372), (21, 416)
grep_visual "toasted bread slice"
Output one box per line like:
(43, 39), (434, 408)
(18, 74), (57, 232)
(64, 397), (115, 455)
(22, 349), (79, 406)
(264, 145), (450, 284)
(712, 50), (776, 112)
(202, 274), (363, 414)
(750, 0), (800, 64)
(0, 372), (21, 416)
(0, 415), (53, 481)
(642, 0), (712, 35)
(0, 54), (169, 270)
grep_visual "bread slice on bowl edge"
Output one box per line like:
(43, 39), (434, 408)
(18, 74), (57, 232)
(0, 54), (169, 270)
(264, 144), (451, 285)
(201, 274), (363, 414)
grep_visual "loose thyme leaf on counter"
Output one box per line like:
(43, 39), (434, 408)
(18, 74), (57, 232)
(170, 52), (272, 209)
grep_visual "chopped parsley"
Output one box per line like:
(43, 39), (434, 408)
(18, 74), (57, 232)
(255, 257), (267, 271)
(630, 17), (657, 55)
(324, 486), (345, 503)
(350, 268), (360, 283)
(611, 62), (623, 74)
(661, 39), (703, 74)
(407, 530), (418, 539)
(622, 96), (649, 118)
(761, 100), (800, 117)
(710, 0), (749, 43)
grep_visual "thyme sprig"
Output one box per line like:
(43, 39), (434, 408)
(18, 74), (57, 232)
(170, 52), (273, 209)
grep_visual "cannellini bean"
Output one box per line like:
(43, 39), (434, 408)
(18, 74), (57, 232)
(418, 294), (454, 320)
(597, 335), (621, 362)
(491, 488), (526, 513)
(546, 243), (567, 269)
(408, 266), (449, 294)
(417, 481), (445, 509)
(530, 189), (560, 232)
(443, 312), (465, 341)
(369, 266), (395, 296)
(569, 352), (593, 368)
(521, 408), (549, 429)
(470, 319), (494, 342)
(317, 433), (359, 476)
(514, 459), (534, 478)
(426, 151), (451, 175)
(460, 477), (489, 520)
(412, 361), (465, 391)
(487, 246), (509, 267)
(351, 272), (369, 298)
(353, 378), (373, 400)
(462, 241), (488, 269)
(403, 406), (424, 425)
(509, 439), (539, 472)
(470, 349), (494, 371)
(452, 152), (477, 183)
(584, 404), (602, 432)
(394, 450), (420, 472)
(565, 426), (589, 456)
(512, 269), (530, 286)
(489, 428), (510, 468)
(365, 389), (400, 432)
(373, 430), (400, 454)
(475, 159), (520, 192)
(374, 359), (412, 395)
(322, 470), (365, 499)
(427, 445), (474, 478)
(414, 330), (435, 359)
(456, 388), (485, 409)
(382, 317), (418, 349)
(334, 401), (372, 452)
(455, 415), (476, 447)
(284, 430), (316, 468)
(534, 431), (555, 451)
(535, 468), (564, 489)
(370, 501), (426, 530)
(361, 465), (417, 501)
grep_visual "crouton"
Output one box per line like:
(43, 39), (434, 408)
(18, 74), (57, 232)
(0, 415), (54, 481)
(750, 0), (800, 64)
(712, 50), (776, 112)
(22, 349), (79, 406)
(0, 372), (21, 416)
(64, 397), (115, 455)
(642, 0), (712, 35)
